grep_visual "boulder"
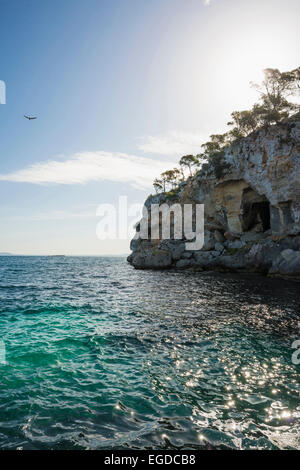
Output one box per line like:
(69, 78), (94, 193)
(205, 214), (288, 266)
(213, 253), (246, 271)
(245, 239), (283, 272)
(130, 243), (172, 269)
(226, 240), (244, 250)
(269, 249), (300, 278)
(175, 259), (196, 269)
(202, 231), (215, 251)
(194, 250), (220, 267)
(224, 231), (241, 241)
(214, 230), (225, 243)
(215, 242), (225, 253)
(160, 240), (186, 261)
(240, 232), (265, 243)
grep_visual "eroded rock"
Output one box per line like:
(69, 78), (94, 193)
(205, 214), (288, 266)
(128, 119), (300, 279)
(269, 249), (300, 278)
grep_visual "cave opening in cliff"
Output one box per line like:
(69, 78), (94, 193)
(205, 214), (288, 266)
(241, 188), (271, 233)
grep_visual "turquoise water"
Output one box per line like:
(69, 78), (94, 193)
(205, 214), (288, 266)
(0, 256), (299, 450)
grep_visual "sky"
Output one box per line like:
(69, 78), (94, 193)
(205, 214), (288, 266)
(0, 0), (299, 255)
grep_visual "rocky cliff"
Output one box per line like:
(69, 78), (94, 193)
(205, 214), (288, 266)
(128, 118), (300, 279)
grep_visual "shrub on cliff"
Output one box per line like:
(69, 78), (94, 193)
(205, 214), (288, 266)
(179, 155), (201, 177)
(152, 66), (300, 192)
(208, 151), (231, 180)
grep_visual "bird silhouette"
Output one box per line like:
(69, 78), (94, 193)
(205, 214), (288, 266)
(24, 115), (37, 120)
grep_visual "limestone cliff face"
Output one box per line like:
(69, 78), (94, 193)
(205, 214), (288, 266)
(128, 118), (300, 279)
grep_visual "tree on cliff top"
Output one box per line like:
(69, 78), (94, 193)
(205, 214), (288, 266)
(250, 67), (300, 125)
(179, 155), (200, 177)
(154, 168), (182, 193)
(152, 66), (300, 192)
(153, 178), (164, 194)
(227, 110), (260, 139)
(227, 68), (300, 137)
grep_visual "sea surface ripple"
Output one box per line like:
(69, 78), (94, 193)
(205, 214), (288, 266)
(0, 256), (299, 450)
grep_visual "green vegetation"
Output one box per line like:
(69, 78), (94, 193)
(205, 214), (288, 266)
(153, 66), (300, 193)
(165, 187), (181, 201)
(208, 151), (231, 180)
(179, 155), (202, 177)
(226, 247), (240, 255)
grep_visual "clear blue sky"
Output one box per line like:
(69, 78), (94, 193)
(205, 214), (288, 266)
(0, 0), (299, 254)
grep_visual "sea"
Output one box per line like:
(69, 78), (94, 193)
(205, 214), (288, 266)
(0, 255), (299, 450)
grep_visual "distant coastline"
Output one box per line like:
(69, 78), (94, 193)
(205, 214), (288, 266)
(0, 253), (129, 257)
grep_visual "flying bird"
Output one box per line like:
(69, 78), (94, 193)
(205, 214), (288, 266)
(24, 115), (37, 120)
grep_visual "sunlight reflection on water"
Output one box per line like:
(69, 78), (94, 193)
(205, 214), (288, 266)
(0, 256), (299, 450)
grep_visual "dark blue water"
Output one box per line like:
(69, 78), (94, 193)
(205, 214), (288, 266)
(0, 256), (299, 450)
